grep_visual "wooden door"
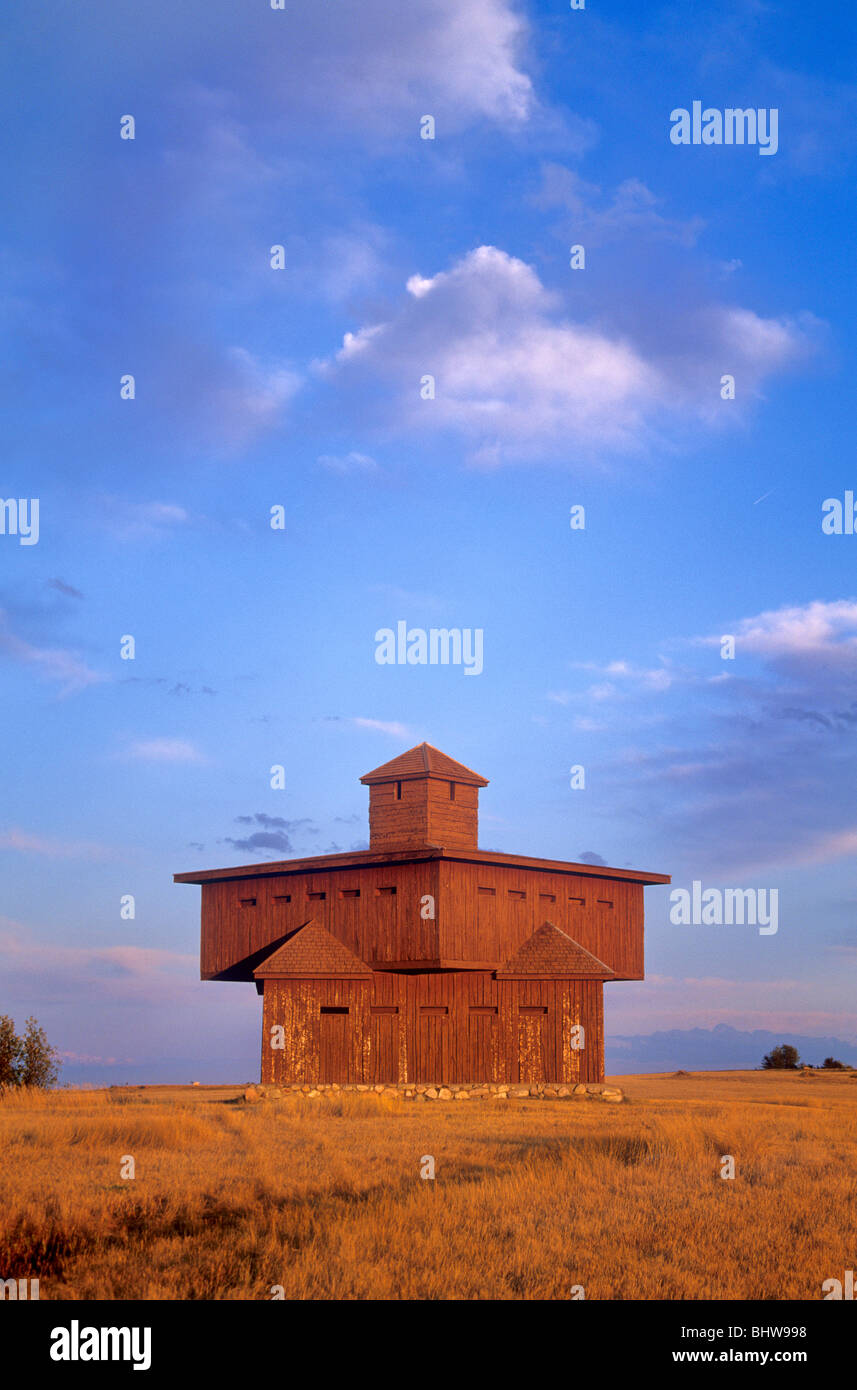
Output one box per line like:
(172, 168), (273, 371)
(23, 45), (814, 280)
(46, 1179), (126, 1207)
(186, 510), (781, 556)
(468, 1006), (498, 1082)
(370, 1007), (399, 1082)
(418, 1007), (449, 1082)
(318, 1006), (350, 1081)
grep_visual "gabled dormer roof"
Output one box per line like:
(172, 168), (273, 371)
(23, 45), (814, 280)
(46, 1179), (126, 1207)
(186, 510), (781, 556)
(497, 921), (616, 978)
(360, 742), (488, 786)
(253, 921), (371, 977)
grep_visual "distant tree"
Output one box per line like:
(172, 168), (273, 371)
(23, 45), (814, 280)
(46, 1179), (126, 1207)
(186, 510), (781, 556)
(762, 1044), (801, 1070)
(0, 1015), (22, 1088)
(17, 1017), (61, 1088)
(821, 1057), (847, 1070)
(0, 1016), (61, 1090)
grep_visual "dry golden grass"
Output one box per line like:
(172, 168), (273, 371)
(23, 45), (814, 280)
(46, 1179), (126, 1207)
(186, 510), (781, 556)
(1, 1070), (855, 1300)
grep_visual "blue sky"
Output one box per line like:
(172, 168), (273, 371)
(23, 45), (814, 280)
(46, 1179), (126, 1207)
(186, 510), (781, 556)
(2, 0), (856, 1080)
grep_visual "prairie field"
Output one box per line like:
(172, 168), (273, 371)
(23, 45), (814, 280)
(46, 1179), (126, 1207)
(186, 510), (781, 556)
(1, 1070), (855, 1301)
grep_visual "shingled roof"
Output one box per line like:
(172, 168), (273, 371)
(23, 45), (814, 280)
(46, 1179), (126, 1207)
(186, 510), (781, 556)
(497, 921), (616, 978)
(253, 921), (371, 977)
(360, 742), (488, 786)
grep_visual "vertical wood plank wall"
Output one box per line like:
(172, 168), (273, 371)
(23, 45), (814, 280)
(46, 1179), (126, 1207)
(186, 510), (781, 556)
(201, 860), (440, 978)
(202, 861), (644, 980)
(261, 974), (605, 1085)
(439, 861), (643, 978)
(367, 779), (479, 851)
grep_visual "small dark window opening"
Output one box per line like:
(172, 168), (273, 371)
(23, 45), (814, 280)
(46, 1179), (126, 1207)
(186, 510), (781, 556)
(340, 888), (360, 899)
(420, 1005), (448, 1016)
(371, 1005), (399, 1015)
(308, 891), (326, 901)
(239, 897), (256, 907)
(320, 1006), (349, 1015)
(395, 780), (402, 800)
(376, 885), (397, 896)
(449, 781), (456, 800)
(597, 898), (614, 908)
(469, 1005), (498, 1016)
(273, 894), (291, 903)
(569, 896), (585, 906)
(540, 892), (556, 903)
(477, 886), (496, 896)
(519, 1005), (548, 1015)
(508, 889), (526, 901)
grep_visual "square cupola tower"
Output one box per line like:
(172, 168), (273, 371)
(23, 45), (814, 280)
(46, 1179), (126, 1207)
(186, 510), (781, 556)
(360, 742), (488, 851)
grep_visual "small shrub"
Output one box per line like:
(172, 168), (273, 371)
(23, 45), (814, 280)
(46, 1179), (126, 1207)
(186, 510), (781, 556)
(762, 1044), (800, 1071)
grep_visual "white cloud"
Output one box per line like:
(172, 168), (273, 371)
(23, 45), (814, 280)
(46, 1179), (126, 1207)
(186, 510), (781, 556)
(317, 451), (379, 475)
(336, 324), (384, 363)
(549, 660), (675, 708)
(728, 599), (857, 668)
(406, 274), (434, 299)
(125, 738), (205, 763)
(257, 0), (535, 131)
(323, 245), (813, 464)
(351, 718), (413, 739)
(327, 245), (661, 462)
(96, 498), (192, 540)
(138, 502), (189, 525)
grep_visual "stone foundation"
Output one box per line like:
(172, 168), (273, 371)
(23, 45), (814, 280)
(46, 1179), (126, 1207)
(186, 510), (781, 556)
(243, 1081), (624, 1103)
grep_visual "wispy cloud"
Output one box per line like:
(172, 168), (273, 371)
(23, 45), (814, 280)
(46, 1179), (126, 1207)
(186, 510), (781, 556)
(569, 599), (857, 876)
(351, 717), (413, 738)
(0, 609), (105, 695)
(611, 974), (857, 1038)
(369, 584), (445, 610)
(0, 829), (114, 861)
(535, 165), (705, 248)
(551, 660), (675, 706)
(124, 738), (205, 763)
(225, 348), (301, 429)
(317, 451), (379, 474)
(786, 828), (857, 869)
(96, 498), (192, 540)
(0, 919), (198, 1007)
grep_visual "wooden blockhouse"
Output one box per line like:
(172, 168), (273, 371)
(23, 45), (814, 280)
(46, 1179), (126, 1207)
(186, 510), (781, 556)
(175, 744), (669, 1085)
